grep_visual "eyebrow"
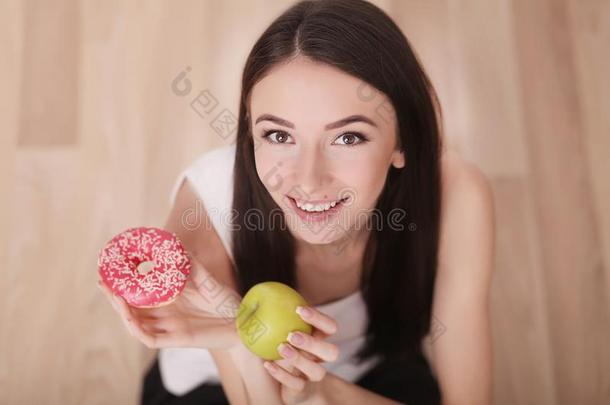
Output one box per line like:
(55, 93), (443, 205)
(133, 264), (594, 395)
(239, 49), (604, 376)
(254, 114), (378, 130)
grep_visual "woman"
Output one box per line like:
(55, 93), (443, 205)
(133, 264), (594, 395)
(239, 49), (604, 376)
(99, 0), (495, 404)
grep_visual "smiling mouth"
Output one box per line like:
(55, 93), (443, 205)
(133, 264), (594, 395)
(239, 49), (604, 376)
(285, 196), (350, 220)
(292, 196), (347, 209)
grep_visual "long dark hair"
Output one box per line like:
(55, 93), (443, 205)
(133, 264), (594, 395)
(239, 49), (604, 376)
(231, 0), (443, 364)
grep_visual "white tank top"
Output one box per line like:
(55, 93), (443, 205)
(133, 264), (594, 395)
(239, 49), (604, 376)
(160, 143), (382, 396)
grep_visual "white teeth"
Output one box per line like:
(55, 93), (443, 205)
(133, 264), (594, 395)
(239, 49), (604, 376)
(294, 198), (342, 212)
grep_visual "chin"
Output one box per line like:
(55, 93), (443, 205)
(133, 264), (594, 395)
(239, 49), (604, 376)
(293, 231), (336, 245)
(288, 220), (353, 246)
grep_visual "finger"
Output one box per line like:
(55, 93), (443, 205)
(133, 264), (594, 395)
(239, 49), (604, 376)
(97, 280), (174, 318)
(97, 279), (116, 303)
(140, 314), (195, 336)
(263, 361), (306, 391)
(139, 323), (167, 334)
(98, 280), (132, 310)
(300, 350), (324, 364)
(142, 316), (177, 331)
(110, 294), (154, 341)
(98, 281), (179, 347)
(99, 283), (158, 344)
(124, 318), (162, 348)
(137, 313), (164, 322)
(115, 306), (169, 349)
(274, 357), (303, 376)
(108, 289), (135, 324)
(98, 281), (132, 318)
(133, 306), (172, 319)
(277, 343), (329, 382)
(296, 306), (338, 336)
(287, 331), (339, 363)
(311, 328), (331, 341)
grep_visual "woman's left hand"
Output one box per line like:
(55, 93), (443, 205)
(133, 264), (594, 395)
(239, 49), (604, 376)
(263, 305), (340, 404)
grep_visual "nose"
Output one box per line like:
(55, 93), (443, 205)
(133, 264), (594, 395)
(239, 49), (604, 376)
(294, 146), (332, 192)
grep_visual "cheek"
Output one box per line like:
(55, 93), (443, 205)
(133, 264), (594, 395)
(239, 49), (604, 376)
(254, 151), (282, 191)
(341, 165), (387, 208)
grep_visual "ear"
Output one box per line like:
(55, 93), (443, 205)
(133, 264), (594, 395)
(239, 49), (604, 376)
(391, 149), (405, 169)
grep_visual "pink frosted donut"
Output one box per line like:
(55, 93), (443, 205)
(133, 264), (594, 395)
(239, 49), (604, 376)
(98, 227), (191, 308)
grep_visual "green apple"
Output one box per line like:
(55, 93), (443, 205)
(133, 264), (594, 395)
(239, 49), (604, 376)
(235, 281), (313, 360)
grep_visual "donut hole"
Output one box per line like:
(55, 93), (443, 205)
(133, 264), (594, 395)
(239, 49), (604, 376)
(137, 260), (156, 275)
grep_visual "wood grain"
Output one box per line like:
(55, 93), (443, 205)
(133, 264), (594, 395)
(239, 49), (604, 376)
(0, 0), (607, 403)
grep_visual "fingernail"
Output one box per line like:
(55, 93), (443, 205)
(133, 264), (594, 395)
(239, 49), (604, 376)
(278, 343), (295, 358)
(288, 332), (304, 346)
(296, 306), (311, 318)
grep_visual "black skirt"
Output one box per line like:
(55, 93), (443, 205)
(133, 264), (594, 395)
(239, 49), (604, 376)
(141, 351), (440, 405)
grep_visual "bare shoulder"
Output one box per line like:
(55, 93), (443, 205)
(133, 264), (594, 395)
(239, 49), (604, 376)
(164, 177), (238, 291)
(424, 147), (495, 403)
(437, 146), (495, 276)
(440, 147), (494, 206)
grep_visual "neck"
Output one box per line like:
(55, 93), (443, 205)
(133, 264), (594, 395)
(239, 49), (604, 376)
(297, 224), (370, 260)
(294, 227), (371, 305)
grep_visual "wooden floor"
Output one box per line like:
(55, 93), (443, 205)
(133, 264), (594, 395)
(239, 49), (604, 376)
(1, 0), (608, 404)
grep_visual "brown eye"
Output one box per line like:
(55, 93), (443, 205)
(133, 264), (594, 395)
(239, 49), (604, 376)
(262, 130), (293, 144)
(343, 134), (356, 145)
(333, 132), (368, 147)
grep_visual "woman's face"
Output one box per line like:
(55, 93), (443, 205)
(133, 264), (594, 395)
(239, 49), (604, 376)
(250, 56), (405, 246)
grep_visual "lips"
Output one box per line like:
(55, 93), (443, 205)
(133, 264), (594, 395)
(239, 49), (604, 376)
(290, 196), (348, 212)
(285, 195), (348, 223)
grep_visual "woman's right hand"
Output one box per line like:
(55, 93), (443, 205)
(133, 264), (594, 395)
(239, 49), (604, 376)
(98, 258), (242, 350)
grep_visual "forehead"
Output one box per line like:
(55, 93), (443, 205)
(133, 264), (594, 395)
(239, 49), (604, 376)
(249, 57), (395, 129)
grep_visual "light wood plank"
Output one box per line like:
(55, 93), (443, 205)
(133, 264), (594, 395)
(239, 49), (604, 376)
(2, 1), (609, 404)
(490, 177), (556, 405)
(512, 0), (610, 402)
(0, 0), (23, 401)
(17, 0), (79, 146)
